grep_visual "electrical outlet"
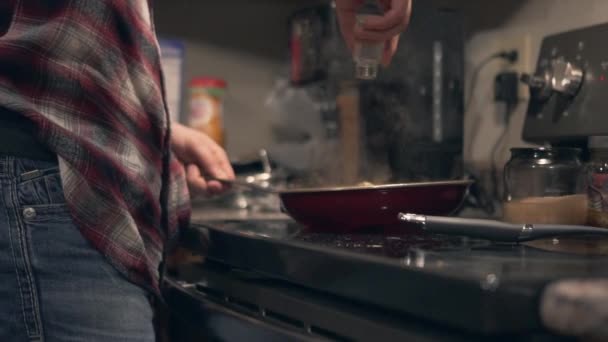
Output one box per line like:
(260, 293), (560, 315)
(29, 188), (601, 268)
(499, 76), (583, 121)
(499, 33), (533, 99)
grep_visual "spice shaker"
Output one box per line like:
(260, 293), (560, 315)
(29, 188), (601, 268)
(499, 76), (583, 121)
(354, 0), (384, 80)
(587, 136), (608, 227)
(503, 147), (587, 225)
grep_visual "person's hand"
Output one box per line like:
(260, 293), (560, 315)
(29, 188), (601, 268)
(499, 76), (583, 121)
(170, 122), (235, 197)
(336, 0), (412, 66)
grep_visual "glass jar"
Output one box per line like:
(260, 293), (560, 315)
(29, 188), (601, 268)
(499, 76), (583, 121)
(503, 147), (587, 224)
(188, 77), (227, 147)
(587, 148), (608, 227)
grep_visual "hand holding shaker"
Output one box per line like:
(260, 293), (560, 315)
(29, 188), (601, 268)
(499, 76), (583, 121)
(354, 0), (384, 80)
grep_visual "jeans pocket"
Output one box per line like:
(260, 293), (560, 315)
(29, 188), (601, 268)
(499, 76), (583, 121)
(17, 166), (66, 207)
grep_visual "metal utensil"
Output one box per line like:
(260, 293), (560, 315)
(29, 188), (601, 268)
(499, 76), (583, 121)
(210, 177), (276, 194)
(399, 213), (608, 242)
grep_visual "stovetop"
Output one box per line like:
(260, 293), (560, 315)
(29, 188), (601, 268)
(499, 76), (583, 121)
(203, 219), (608, 278)
(189, 219), (608, 335)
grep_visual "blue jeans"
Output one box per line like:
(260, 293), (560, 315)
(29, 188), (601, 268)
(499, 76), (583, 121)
(0, 156), (155, 341)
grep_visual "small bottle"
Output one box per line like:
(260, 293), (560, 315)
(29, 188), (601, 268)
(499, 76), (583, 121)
(354, 0), (384, 80)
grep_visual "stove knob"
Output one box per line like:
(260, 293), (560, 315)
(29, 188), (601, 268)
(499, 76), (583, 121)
(550, 59), (584, 96)
(521, 72), (552, 101)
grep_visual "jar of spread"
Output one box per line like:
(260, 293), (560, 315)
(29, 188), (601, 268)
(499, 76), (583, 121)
(503, 147), (587, 225)
(188, 77), (226, 147)
(587, 137), (608, 227)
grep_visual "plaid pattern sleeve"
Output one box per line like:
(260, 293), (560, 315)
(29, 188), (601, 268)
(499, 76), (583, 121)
(0, 0), (191, 294)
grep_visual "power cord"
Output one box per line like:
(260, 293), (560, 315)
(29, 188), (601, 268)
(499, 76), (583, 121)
(465, 50), (518, 112)
(464, 50), (518, 214)
(490, 102), (516, 201)
(465, 50), (518, 164)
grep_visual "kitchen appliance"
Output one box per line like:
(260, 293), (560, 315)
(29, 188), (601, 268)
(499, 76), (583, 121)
(166, 220), (604, 341)
(521, 24), (608, 144)
(166, 22), (608, 342)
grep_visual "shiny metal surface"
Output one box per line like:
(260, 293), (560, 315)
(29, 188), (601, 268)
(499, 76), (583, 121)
(398, 213), (427, 227)
(521, 70), (552, 101)
(214, 176), (473, 194)
(280, 179), (473, 194)
(519, 224), (534, 241)
(550, 59), (584, 96)
(200, 220), (608, 283)
(212, 177), (276, 194)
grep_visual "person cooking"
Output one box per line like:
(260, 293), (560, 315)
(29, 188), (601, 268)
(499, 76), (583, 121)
(0, 0), (411, 340)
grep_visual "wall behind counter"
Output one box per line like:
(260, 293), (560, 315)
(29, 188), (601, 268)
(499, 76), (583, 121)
(155, 0), (608, 173)
(153, 0), (325, 158)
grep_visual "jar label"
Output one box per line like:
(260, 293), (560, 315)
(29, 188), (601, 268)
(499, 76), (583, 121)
(190, 97), (216, 125)
(188, 92), (225, 147)
(588, 173), (608, 212)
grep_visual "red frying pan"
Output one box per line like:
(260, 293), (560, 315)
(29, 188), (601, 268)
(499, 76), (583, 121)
(216, 178), (473, 233)
(279, 180), (472, 232)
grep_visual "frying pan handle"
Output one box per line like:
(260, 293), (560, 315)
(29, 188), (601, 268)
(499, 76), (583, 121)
(399, 214), (524, 241)
(399, 213), (608, 242)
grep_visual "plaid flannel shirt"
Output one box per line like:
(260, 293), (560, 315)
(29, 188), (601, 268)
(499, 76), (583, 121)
(0, 0), (191, 294)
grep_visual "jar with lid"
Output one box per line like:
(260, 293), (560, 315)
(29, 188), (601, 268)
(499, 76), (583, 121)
(587, 137), (608, 227)
(503, 147), (587, 224)
(188, 77), (226, 147)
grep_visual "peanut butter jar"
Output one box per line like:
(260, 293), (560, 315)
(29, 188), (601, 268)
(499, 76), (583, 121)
(188, 77), (226, 147)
